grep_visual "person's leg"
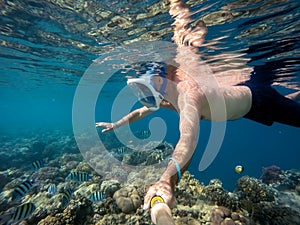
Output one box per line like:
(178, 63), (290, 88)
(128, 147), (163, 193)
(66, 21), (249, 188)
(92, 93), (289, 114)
(274, 94), (300, 127)
(243, 84), (300, 127)
(285, 90), (300, 102)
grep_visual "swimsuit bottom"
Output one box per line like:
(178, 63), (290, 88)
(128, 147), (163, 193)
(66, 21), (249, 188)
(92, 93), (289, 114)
(241, 82), (300, 127)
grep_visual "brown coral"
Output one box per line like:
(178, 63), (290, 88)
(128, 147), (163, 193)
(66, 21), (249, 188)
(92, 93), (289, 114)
(113, 186), (142, 214)
(210, 206), (249, 225)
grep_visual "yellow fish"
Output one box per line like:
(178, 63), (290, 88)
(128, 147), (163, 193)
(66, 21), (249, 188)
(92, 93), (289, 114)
(235, 165), (244, 174)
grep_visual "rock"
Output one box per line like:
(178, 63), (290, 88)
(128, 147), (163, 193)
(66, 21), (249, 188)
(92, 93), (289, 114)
(210, 207), (225, 225)
(0, 173), (9, 191)
(113, 186), (142, 214)
(296, 184), (300, 194)
(210, 206), (233, 225)
(101, 179), (121, 197)
(176, 217), (201, 225)
(202, 181), (239, 209)
(230, 212), (240, 221)
(220, 218), (235, 225)
(236, 176), (277, 203)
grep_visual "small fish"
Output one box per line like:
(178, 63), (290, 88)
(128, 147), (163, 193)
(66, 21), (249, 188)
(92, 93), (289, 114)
(61, 188), (73, 208)
(90, 191), (106, 202)
(66, 171), (92, 182)
(116, 146), (127, 154)
(47, 184), (57, 196)
(235, 165), (244, 174)
(11, 179), (35, 201)
(31, 159), (46, 170)
(10, 202), (36, 223)
(139, 130), (151, 138)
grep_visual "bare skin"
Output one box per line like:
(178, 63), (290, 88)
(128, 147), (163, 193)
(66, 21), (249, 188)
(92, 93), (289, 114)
(96, 63), (252, 209)
(96, 0), (252, 209)
(286, 90), (300, 102)
(96, 0), (299, 210)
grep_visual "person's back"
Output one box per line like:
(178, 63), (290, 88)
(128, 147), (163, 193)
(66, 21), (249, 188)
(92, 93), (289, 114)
(199, 85), (252, 121)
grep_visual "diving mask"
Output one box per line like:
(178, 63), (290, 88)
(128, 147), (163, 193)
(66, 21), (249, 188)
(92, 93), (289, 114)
(127, 61), (168, 111)
(127, 76), (164, 111)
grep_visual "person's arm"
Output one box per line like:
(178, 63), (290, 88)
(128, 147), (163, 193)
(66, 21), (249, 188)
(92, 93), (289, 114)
(169, 0), (207, 47)
(95, 106), (153, 133)
(144, 91), (201, 209)
(162, 91), (200, 186)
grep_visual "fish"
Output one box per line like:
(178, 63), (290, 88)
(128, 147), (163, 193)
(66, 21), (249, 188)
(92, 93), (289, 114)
(31, 159), (47, 170)
(89, 191), (106, 202)
(235, 165), (244, 174)
(61, 188), (73, 208)
(116, 146), (127, 154)
(11, 179), (35, 201)
(139, 130), (151, 138)
(9, 202), (36, 224)
(65, 171), (92, 182)
(47, 184), (57, 196)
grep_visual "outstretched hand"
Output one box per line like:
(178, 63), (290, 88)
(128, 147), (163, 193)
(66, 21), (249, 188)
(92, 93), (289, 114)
(143, 180), (176, 210)
(95, 122), (115, 133)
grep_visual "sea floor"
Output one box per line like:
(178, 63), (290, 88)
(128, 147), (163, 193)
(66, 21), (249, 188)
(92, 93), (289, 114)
(0, 131), (299, 225)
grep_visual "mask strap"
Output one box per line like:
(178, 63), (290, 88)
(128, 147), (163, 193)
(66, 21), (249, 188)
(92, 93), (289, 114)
(150, 66), (168, 95)
(159, 76), (167, 95)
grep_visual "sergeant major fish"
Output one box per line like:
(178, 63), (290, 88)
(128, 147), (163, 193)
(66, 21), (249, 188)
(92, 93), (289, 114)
(10, 202), (36, 223)
(90, 191), (106, 202)
(47, 184), (57, 196)
(61, 188), (73, 208)
(116, 146), (127, 155)
(31, 158), (47, 170)
(11, 179), (35, 201)
(138, 130), (151, 138)
(65, 171), (92, 182)
(0, 202), (36, 225)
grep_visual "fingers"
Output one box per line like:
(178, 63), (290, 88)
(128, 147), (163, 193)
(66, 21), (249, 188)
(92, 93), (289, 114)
(143, 187), (158, 210)
(95, 122), (110, 128)
(95, 122), (113, 133)
(95, 122), (104, 127)
(143, 181), (175, 210)
(101, 128), (110, 133)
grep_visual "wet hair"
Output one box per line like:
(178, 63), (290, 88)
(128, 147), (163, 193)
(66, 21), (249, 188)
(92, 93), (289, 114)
(131, 61), (167, 78)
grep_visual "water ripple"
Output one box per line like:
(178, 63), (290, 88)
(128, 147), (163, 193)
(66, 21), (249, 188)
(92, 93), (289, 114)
(0, 0), (299, 89)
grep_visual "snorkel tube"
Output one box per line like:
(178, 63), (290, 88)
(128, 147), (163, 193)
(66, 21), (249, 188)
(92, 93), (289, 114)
(150, 196), (175, 225)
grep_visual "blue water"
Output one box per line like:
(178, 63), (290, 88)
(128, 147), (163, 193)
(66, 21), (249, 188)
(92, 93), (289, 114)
(1, 0), (300, 191)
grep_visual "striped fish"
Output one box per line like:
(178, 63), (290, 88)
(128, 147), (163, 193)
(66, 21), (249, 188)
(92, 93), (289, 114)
(11, 179), (34, 201)
(10, 202), (36, 222)
(31, 159), (46, 170)
(47, 184), (57, 196)
(89, 191), (106, 202)
(61, 188), (73, 208)
(66, 171), (91, 182)
(116, 146), (127, 154)
(139, 130), (151, 138)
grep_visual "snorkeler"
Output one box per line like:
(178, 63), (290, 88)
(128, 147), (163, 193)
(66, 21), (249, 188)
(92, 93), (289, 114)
(96, 0), (300, 212)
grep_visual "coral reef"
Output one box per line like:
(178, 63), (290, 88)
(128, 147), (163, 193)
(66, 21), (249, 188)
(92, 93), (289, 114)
(250, 202), (300, 225)
(260, 165), (282, 185)
(100, 179), (121, 198)
(113, 186), (142, 214)
(201, 179), (239, 210)
(236, 176), (277, 203)
(210, 206), (250, 225)
(0, 132), (300, 225)
(236, 175), (300, 225)
(120, 141), (173, 166)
